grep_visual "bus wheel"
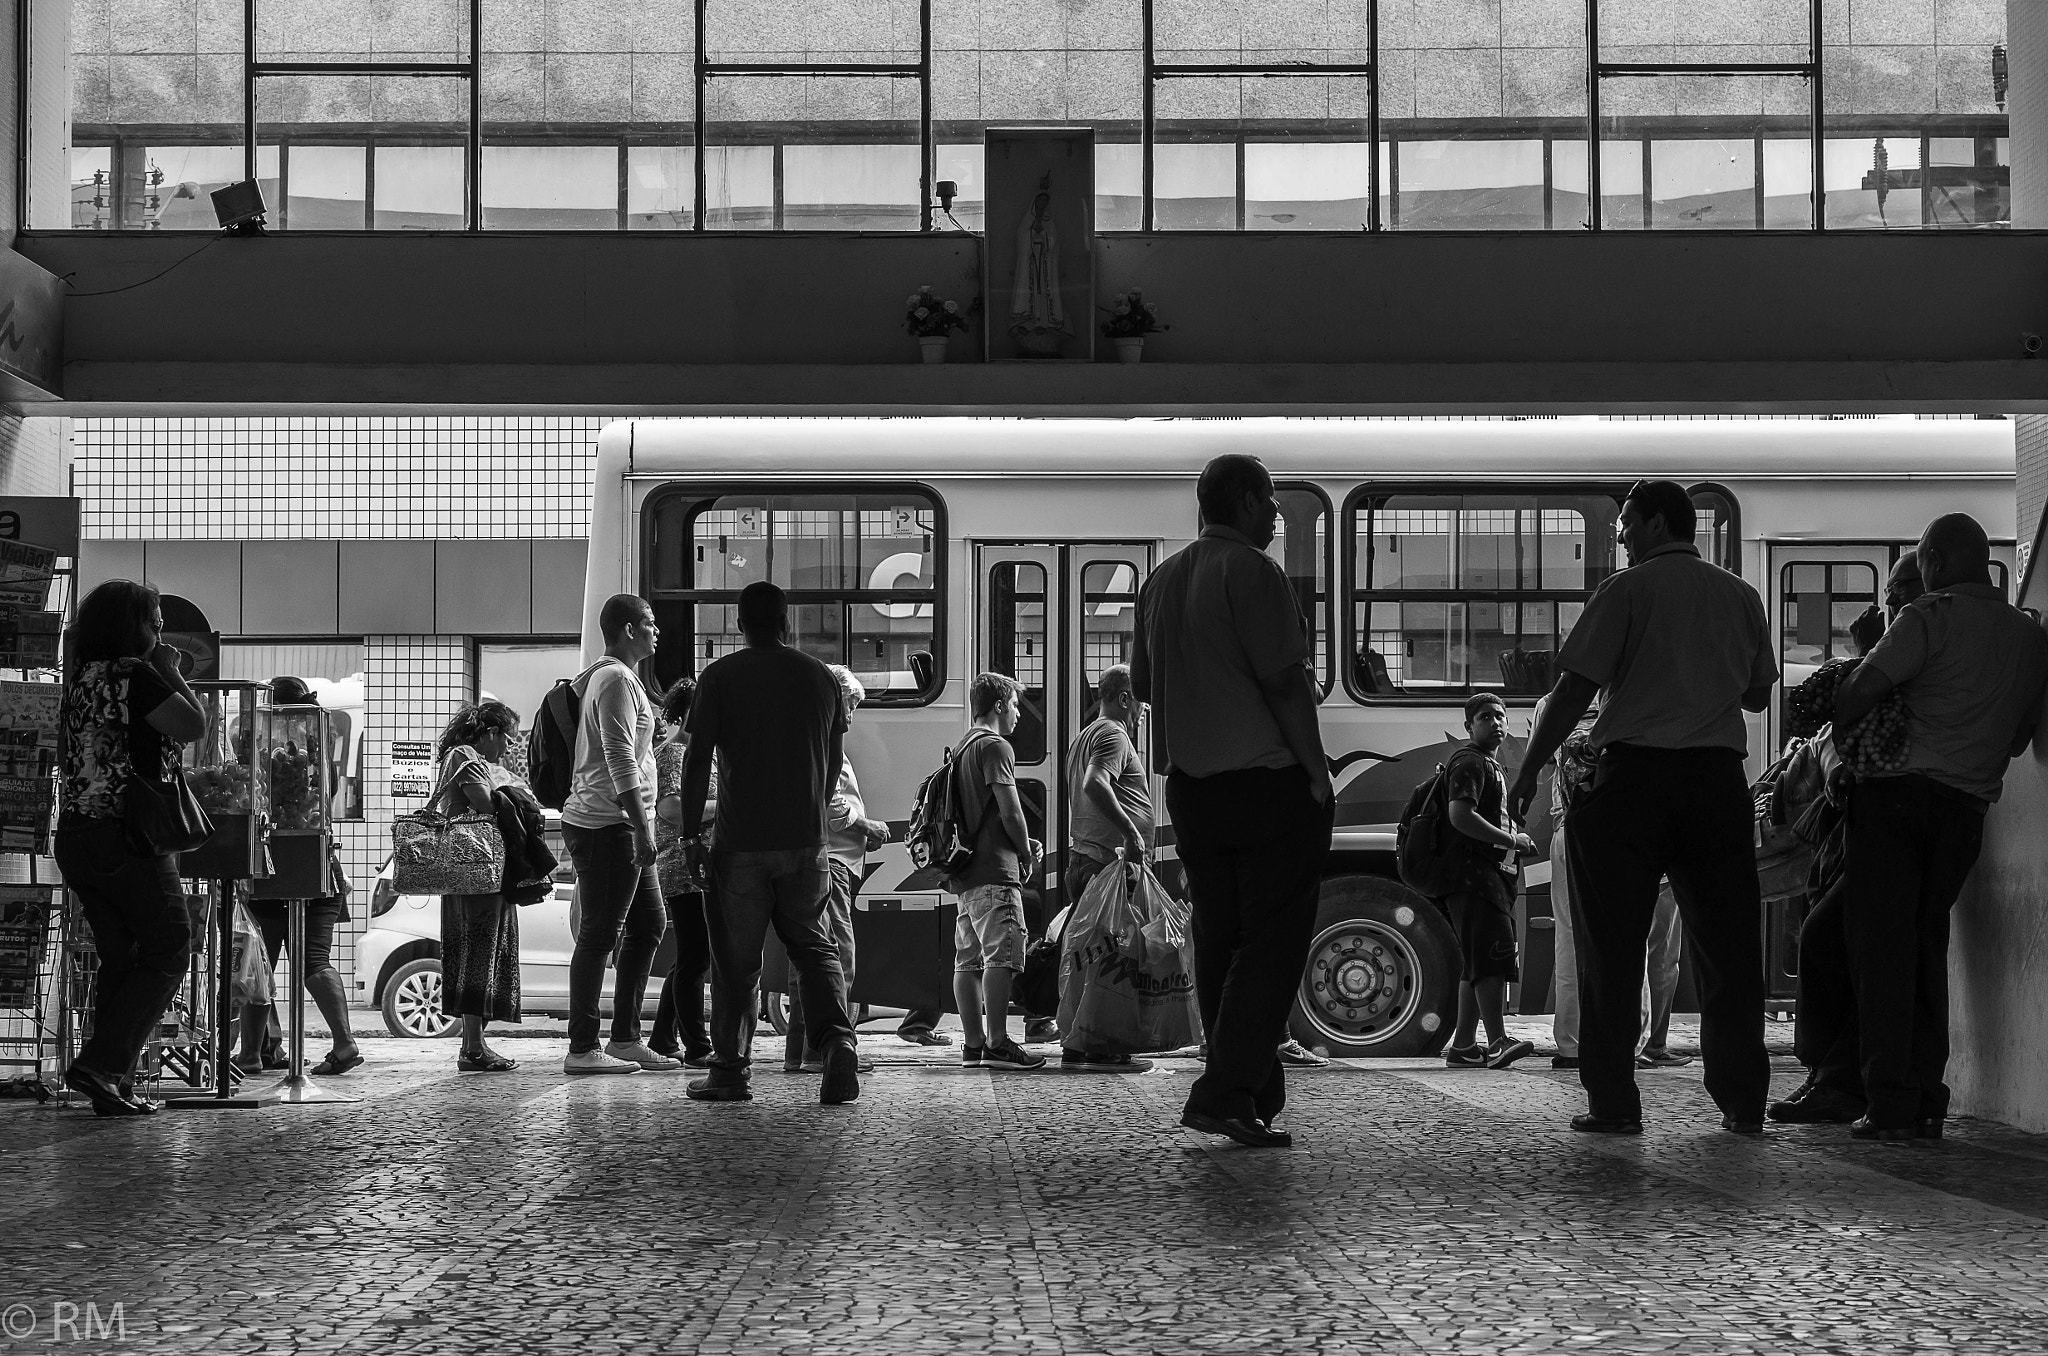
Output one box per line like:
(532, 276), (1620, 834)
(762, 990), (792, 1037)
(1290, 874), (1458, 1057)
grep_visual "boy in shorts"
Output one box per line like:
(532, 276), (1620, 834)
(946, 672), (1047, 1072)
(1439, 691), (1538, 1070)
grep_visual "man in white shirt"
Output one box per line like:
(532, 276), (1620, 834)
(560, 593), (673, 1075)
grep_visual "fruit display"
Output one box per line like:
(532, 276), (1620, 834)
(267, 740), (321, 831)
(188, 762), (253, 814)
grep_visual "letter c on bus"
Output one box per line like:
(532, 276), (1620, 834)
(868, 553), (932, 620)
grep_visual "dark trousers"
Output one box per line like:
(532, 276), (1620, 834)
(55, 820), (192, 1080)
(704, 846), (855, 1080)
(786, 858), (860, 1062)
(897, 1009), (940, 1038)
(1795, 876), (1865, 1101)
(651, 888), (712, 1057)
(1565, 747), (1769, 1123)
(1168, 765), (1332, 1125)
(1066, 849), (1112, 916)
(562, 822), (667, 1054)
(1843, 776), (1986, 1127)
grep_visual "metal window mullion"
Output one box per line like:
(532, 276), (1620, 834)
(1151, 63), (1374, 76)
(1367, 0), (1380, 231)
(1142, 0), (1155, 231)
(248, 62), (478, 76)
(467, 0), (481, 230)
(694, 0), (707, 231)
(919, 0), (932, 232)
(244, 0), (256, 186)
(1586, 0), (1601, 230)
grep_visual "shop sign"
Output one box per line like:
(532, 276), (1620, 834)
(390, 741), (434, 799)
(0, 498), (78, 558)
(0, 887), (53, 1007)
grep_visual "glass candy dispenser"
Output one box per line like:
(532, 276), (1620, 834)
(180, 681), (271, 881)
(250, 702), (337, 900)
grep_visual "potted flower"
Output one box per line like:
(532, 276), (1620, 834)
(904, 285), (968, 363)
(1101, 289), (1167, 363)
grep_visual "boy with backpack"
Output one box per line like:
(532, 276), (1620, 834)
(1435, 692), (1538, 1070)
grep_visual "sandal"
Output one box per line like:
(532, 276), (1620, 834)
(457, 1050), (518, 1073)
(310, 1051), (365, 1077)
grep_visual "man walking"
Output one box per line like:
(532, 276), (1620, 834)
(1131, 454), (1333, 1149)
(1829, 513), (2046, 1140)
(1509, 480), (1777, 1134)
(677, 582), (863, 1106)
(561, 593), (672, 1075)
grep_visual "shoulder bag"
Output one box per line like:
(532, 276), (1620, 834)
(391, 753), (507, 896)
(123, 765), (215, 857)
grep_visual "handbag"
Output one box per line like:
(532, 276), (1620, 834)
(123, 765), (215, 857)
(391, 761), (506, 896)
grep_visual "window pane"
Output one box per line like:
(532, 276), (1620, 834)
(1079, 562), (1140, 724)
(283, 145), (366, 229)
(784, 144), (922, 230)
(1154, 141), (1236, 230)
(1779, 560), (1877, 675)
(628, 146), (698, 230)
(1270, 488), (1329, 685)
(703, 77), (921, 230)
(1246, 142), (1372, 231)
(375, 145), (467, 228)
(1155, 76), (1370, 231)
(483, 145), (620, 229)
(142, 145), (280, 231)
(68, 147), (113, 231)
(989, 562), (1048, 763)
(1600, 75), (1812, 229)
(1367, 497), (1456, 591)
(1395, 140), (1547, 231)
(1552, 140), (1648, 232)
(1825, 136), (1926, 230)
(256, 75), (469, 230)
(685, 494), (939, 592)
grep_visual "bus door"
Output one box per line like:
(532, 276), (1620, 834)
(976, 543), (1154, 921)
(1768, 544), (1889, 754)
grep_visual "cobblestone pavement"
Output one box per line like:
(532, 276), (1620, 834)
(7, 1021), (2047, 1355)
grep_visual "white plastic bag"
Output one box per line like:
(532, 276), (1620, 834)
(1058, 862), (1201, 1055)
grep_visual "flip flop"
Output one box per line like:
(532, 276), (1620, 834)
(310, 1051), (365, 1076)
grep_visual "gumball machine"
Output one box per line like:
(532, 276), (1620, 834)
(250, 701), (336, 900)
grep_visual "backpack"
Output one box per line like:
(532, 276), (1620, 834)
(906, 729), (996, 878)
(527, 660), (615, 811)
(1395, 764), (1462, 898)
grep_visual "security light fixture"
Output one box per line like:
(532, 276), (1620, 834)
(211, 178), (269, 234)
(1994, 44), (2009, 112)
(936, 179), (958, 212)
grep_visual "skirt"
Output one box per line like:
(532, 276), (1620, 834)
(440, 893), (521, 1023)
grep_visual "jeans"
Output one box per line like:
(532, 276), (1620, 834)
(1843, 775), (1986, 1127)
(1565, 746), (1769, 1124)
(704, 846), (855, 1080)
(785, 858), (859, 1063)
(55, 819), (192, 1080)
(562, 822), (667, 1054)
(1168, 765), (1333, 1126)
(1550, 825), (1679, 1060)
(651, 889), (713, 1058)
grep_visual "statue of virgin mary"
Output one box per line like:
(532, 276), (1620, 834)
(1007, 175), (1067, 355)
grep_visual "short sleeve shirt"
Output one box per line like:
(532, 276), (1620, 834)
(1443, 745), (1509, 864)
(62, 659), (178, 821)
(1066, 717), (1154, 862)
(1129, 526), (1312, 777)
(1557, 543), (1776, 754)
(685, 645), (849, 852)
(1861, 583), (2048, 802)
(952, 730), (1022, 890)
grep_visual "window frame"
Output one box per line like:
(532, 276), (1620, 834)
(1271, 480), (1335, 698)
(638, 479), (948, 708)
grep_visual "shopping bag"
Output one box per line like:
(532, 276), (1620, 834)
(1060, 862), (1202, 1055)
(1018, 906), (1067, 1019)
(230, 900), (274, 1007)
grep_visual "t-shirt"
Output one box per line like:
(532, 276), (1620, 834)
(1130, 526), (1313, 777)
(561, 659), (659, 831)
(1443, 745), (1510, 867)
(1066, 717), (1154, 863)
(950, 729), (1024, 890)
(1556, 542), (1776, 754)
(685, 644), (848, 852)
(62, 659), (178, 821)
(1861, 582), (2048, 803)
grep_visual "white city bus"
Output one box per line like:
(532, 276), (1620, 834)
(582, 417), (2015, 1056)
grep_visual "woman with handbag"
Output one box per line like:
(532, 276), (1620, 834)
(434, 701), (526, 1072)
(650, 678), (714, 1067)
(56, 580), (209, 1116)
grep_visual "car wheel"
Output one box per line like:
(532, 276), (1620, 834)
(382, 957), (460, 1038)
(762, 989), (792, 1037)
(1290, 874), (1459, 1057)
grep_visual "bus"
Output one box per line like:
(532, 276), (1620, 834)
(581, 417), (2016, 1056)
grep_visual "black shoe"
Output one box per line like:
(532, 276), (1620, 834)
(1721, 1117), (1764, 1135)
(1849, 1116), (1917, 1141)
(1550, 1055), (1580, 1069)
(1180, 1110), (1293, 1148)
(1917, 1117), (1945, 1140)
(115, 1080), (161, 1114)
(820, 1043), (861, 1105)
(685, 1077), (753, 1102)
(65, 1064), (147, 1117)
(900, 1029), (953, 1047)
(1638, 1048), (1694, 1068)
(1766, 1085), (1864, 1124)
(1443, 1043), (1486, 1069)
(1570, 1114), (1643, 1134)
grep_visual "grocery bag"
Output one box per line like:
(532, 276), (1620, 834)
(1059, 861), (1202, 1056)
(230, 899), (274, 1007)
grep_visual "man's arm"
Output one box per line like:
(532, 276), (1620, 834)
(2010, 711), (2041, 760)
(1259, 664), (1332, 804)
(990, 782), (1036, 871)
(1082, 763), (1145, 852)
(1507, 670), (1601, 822)
(1448, 800), (1534, 853)
(1833, 662), (1897, 728)
(1741, 681), (1775, 714)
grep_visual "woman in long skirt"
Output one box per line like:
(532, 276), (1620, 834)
(436, 701), (524, 1071)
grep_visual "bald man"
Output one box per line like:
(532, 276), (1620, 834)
(1832, 513), (2047, 1140)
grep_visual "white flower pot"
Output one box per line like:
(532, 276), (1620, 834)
(918, 336), (949, 364)
(1113, 337), (1145, 364)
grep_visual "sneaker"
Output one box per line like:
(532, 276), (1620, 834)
(1485, 1037), (1536, 1070)
(564, 1049), (641, 1075)
(982, 1041), (1048, 1072)
(1061, 1049), (1155, 1072)
(685, 1077), (752, 1102)
(605, 1040), (681, 1071)
(1638, 1048), (1694, 1068)
(961, 1046), (986, 1069)
(1277, 1038), (1329, 1068)
(1023, 1019), (1061, 1045)
(1443, 1043), (1487, 1068)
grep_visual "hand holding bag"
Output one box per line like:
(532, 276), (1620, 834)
(391, 756), (506, 896)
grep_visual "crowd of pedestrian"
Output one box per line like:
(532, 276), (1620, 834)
(53, 459), (2048, 1144)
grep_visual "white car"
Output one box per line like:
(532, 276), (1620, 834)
(356, 824), (675, 1037)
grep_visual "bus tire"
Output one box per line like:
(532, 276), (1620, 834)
(762, 989), (792, 1037)
(1289, 874), (1458, 1058)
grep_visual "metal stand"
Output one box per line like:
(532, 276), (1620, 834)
(167, 880), (274, 1109)
(256, 898), (355, 1105)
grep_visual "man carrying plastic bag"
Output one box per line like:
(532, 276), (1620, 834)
(1057, 858), (1201, 1064)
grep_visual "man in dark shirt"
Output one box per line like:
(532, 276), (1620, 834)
(678, 581), (862, 1106)
(1439, 692), (1538, 1071)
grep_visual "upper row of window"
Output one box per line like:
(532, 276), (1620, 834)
(636, 483), (1736, 707)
